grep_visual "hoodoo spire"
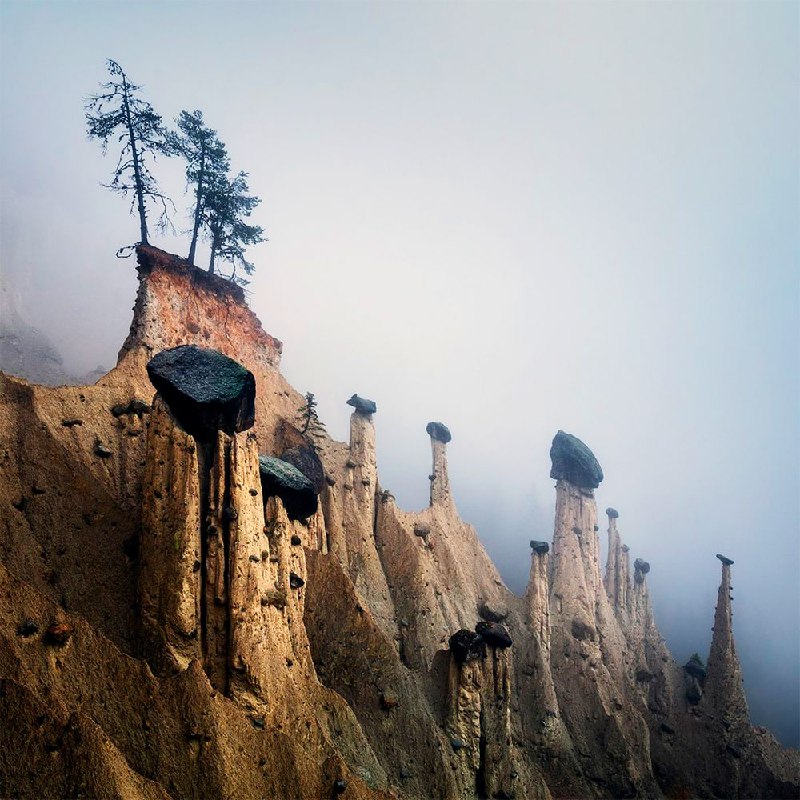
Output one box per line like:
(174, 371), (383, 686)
(704, 554), (749, 725)
(426, 421), (453, 507)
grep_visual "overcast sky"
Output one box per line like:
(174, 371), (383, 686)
(1, 1), (797, 746)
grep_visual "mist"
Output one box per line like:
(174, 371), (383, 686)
(1, 1), (797, 747)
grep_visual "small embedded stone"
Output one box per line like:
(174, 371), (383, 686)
(450, 738), (464, 751)
(425, 421), (451, 443)
(475, 621), (513, 649)
(289, 572), (305, 589)
(222, 506), (238, 522)
(94, 440), (113, 458)
(61, 418), (83, 427)
(333, 779), (347, 794)
(572, 526), (582, 536)
(250, 716), (265, 730)
(380, 691), (399, 710)
(413, 523), (430, 538)
(44, 623), (73, 646)
(111, 399), (151, 417)
(530, 540), (550, 555)
(290, 534), (302, 546)
(346, 394), (377, 415)
(16, 620), (39, 637)
(449, 629), (484, 664)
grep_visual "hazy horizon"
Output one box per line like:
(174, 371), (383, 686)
(1, 1), (798, 747)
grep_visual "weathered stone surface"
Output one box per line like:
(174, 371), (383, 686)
(346, 394), (377, 415)
(606, 507), (619, 519)
(146, 345), (255, 436)
(530, 540), (550, 554)
(478, 600), (508, 623)
(449, 629), (484, 664)
(279, 442), (325, 494)
(259, 455), (318, 521)
(476, 621), (512, 649)
(549, 430), (603, 489)
(425, 421), (451, 444)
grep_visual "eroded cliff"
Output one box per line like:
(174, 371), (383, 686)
(0, 246), (797, 799)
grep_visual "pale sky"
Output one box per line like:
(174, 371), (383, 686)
(1, 1), (798, 746)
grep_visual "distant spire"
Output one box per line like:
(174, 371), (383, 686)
(703, 555), (749, 725)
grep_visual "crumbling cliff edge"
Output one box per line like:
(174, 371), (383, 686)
(0, 246), (797, 799)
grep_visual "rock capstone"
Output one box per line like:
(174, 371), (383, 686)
(530, 540), (550, 555)
(475, 621), (513, 649)
(606, 507), (619, 519)
(549, 430), (603, 489)
(716, 553), (734, 566)
(346, 394), (377, 415)
(146, 345), (255, 436)
(258, 455), (318, 521)
(449, 629), (484, 664)
(425, 421), (451, 444)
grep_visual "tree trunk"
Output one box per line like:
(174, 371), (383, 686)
(209, 228), (217, 274)
(120, 70), (148, 245)
(188, 140), (206, 264)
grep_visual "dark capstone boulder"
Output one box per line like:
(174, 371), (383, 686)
(289, 572), (305, 590)
(290, 535), (302, 546)
(259, 455), (318, 521)
(606, 507), (619, 519)
(478, 601), (508, 623)
(530, 540), (550, 555)
(621, 544), (630, 553)
(426, 421), (451, 444)
(279, 443), (325, 494)
(634, 559), (650, 583)
(476, 621), (513, 649)
(549, 430), (603, 489)
(147, 345), (255, 436)
(449, 629), (484, 664)
(684, 654), (707, 681)
(346, 394), (377, 415)
(716, 553), (734, 566)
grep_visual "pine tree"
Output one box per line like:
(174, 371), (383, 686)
(203, 170), (264, 281)
(85, 60), (171, 244)
(167, 110), (229, 265)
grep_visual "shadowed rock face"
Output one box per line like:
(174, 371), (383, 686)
(346, 394), (377, 415)
(425, 421), (451, 443)
(258, 455), (318, 521)
(146, 345), (255, 436)
(549, 430), (603, 489)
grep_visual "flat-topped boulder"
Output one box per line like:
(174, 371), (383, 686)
(259, 455), (318, 521)
(606, 507), (619, 519)
(426, 421), (451, 444)
(549, 430), (603, 490)
(716, 553), (734, 566)
(346, 394), (377, 415)
(147, 345), (255, 436)
(530, 540), (550, 555)
(478, 600), (508, 623)
(279, 443), (325, 494)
